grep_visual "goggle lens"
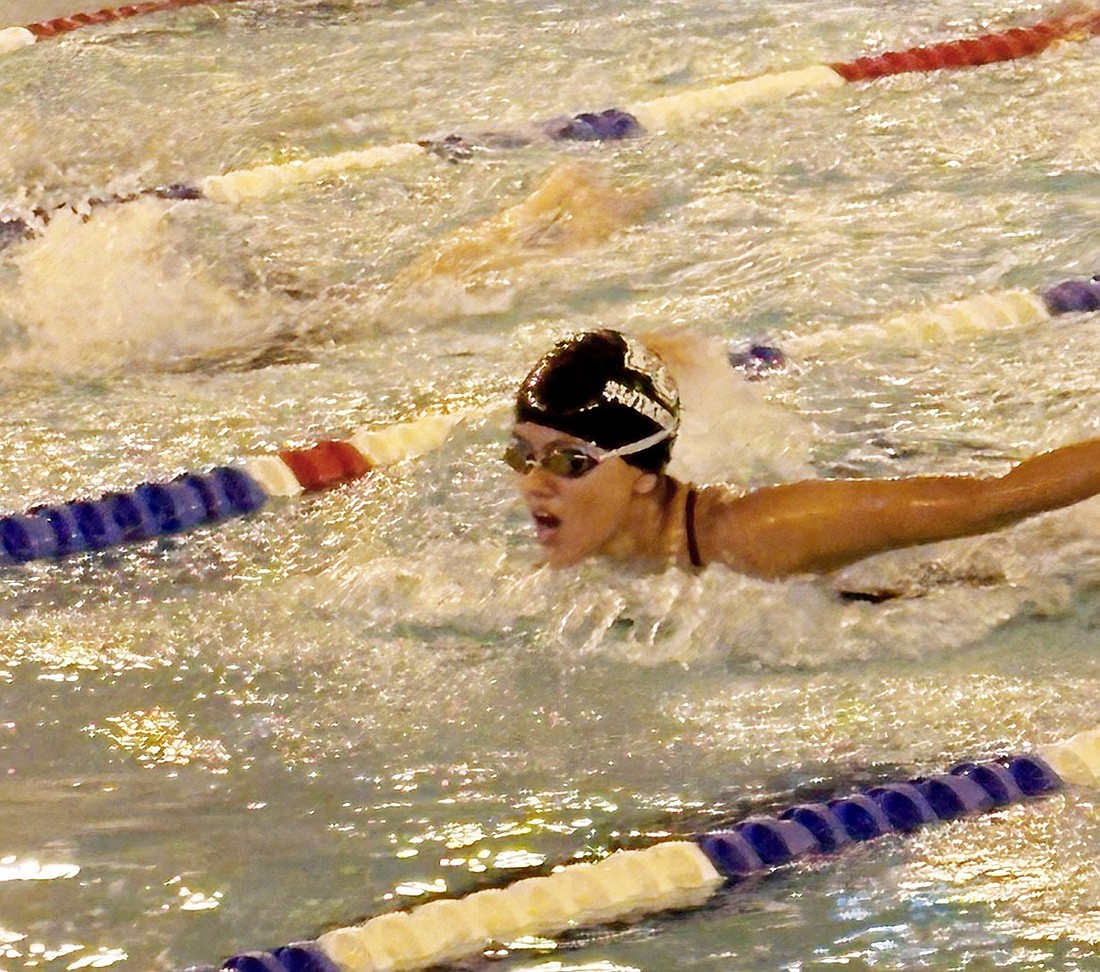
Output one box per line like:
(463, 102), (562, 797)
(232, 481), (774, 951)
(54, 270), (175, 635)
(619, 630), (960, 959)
(503, 442), (601, 479)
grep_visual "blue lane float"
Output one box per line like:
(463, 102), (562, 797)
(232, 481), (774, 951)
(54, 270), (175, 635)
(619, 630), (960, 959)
(195, 751), (1069, 972)
(542, 108), (645, 141)
(0, 414), (462, 568)
(727, 343), (788, 377)
(1042, 275), (1100, 315)
(0, 467), (267, 566)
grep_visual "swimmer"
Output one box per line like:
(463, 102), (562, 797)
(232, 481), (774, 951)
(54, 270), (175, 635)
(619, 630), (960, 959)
(507, 329), (1100, 577)
(393, 161), (654, 289)
(0, 108), (642, 254)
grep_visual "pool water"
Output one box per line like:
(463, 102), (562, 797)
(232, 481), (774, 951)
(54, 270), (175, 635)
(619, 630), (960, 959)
(1, 1), (1100, 970)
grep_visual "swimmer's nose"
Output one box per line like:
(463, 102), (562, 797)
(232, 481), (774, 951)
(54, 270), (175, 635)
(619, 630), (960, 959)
(518, 466), (558, 498)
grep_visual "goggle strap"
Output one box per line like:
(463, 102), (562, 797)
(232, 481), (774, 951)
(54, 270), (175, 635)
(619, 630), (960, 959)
(599, 427), (673, 459)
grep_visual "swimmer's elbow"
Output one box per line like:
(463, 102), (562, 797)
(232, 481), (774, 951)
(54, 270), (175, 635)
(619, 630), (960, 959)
(739, 551), (862, 580)
(715, 536), (835, 580)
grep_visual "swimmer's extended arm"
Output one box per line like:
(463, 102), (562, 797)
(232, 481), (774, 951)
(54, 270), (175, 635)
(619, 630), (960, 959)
(705, 437), (1100, 578)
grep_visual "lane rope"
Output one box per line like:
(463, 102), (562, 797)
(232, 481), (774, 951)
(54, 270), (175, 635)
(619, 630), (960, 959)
(187, 727), (1100, 972)
(3, 7), (1097, 213)
(0, 0), (243, 52)
(774, 273), (1100, 360)
(0, 412), (463, 567)
(830, 9), (1100, 82)
(203, 7), (1100, 202)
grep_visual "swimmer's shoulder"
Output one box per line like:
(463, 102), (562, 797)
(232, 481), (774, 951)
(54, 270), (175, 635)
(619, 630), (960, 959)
(689, 480), (835, 579)
(677, 480), (762, 575)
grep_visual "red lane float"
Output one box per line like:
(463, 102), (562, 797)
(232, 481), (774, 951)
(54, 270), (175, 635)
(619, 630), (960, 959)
(277, 440), (374, 494)
(831, 10), (1100, 82)
(25, 0), (242, 39)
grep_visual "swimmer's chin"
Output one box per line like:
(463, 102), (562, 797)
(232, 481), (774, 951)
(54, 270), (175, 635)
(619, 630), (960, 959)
(533, 541), (587, 569)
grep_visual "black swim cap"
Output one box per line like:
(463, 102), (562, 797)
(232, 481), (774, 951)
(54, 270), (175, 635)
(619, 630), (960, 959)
(515, 329), (680, 472)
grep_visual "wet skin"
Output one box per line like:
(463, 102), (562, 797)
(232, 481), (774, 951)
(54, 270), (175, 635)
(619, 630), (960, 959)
(512, 422), (1100, 579)
(511, 422), (665, 568)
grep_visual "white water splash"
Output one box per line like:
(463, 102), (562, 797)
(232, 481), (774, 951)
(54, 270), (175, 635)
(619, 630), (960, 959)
(654, 331), (816, 487)
(4, 199), (291, 373)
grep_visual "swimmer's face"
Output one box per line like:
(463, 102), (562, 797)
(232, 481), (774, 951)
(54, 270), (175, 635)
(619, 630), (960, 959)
(508, 422), (656, 567)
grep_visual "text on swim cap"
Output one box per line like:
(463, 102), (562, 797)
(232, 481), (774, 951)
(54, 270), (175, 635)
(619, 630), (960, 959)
(601, 380), (678, 429)
(620, 336), (679, 409)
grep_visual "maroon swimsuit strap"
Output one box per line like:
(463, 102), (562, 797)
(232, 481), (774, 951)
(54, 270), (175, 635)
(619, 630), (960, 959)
(685, 486), (703, 569)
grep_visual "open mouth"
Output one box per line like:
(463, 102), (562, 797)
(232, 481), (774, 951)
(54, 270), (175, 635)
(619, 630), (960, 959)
(531, 511), (561, 543)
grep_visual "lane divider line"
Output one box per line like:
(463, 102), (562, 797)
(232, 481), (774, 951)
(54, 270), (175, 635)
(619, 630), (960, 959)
(732, 273), (1100, 381)
(207, 7), (1100, 200)
(200, 144), (426, 205)
(0, 0), (243, 52)
(830, 10), (1100, 82)
(195, 726), (1100, 972)
(0, 412), (463, 566)
(5, 8), (1097, 211)
(741, 272), (1100, 364)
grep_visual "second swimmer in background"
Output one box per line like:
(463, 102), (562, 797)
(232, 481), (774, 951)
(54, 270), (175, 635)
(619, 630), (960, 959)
(506, 329), (1100, 578)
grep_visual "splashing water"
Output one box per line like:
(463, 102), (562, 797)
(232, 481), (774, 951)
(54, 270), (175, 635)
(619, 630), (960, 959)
(1, 2), (1100, 971)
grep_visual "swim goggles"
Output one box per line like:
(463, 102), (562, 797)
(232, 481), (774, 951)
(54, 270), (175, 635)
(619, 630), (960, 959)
(503, 428), (671, 479)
